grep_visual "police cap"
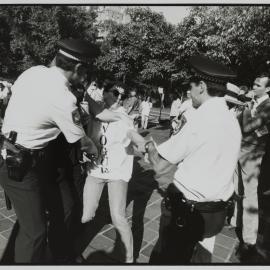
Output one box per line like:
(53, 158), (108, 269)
(189, 55), (237, 85)
(57, 39), (100, 64)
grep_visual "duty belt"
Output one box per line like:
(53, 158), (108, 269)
(0, 134), (43, 157)
(165, 183), (228, 213)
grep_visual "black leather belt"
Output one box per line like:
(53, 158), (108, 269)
(166, 183), (228, 213)
(14, 143), (44, 156)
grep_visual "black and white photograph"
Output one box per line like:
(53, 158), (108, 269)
(0, 0), (269, 265)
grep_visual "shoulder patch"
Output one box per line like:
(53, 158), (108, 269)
(172, 115), (187, 136)
(72, 108), (81, 126)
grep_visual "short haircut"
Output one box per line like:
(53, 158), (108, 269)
(257, 73), (270, 88)
(189, 76), (226, 97)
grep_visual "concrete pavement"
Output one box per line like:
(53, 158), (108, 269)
(0, 121), (240, 264)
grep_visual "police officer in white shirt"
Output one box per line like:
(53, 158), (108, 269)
(0, 39), (113, 263)
(147, 55), (242, 264)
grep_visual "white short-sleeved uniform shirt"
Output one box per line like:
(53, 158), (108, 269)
(178, 99), (196, 120)
(89, 106), (135, 182)
(2, 66), (85, 149)
(158, 97), (242, 202)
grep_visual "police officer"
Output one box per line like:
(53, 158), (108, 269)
(0, 39), (108, 263)
(146, 56), (242, 263)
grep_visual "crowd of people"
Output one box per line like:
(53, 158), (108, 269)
(0, 38), (270, 265)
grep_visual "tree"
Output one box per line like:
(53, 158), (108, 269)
(96, 7), (178, 92)
(175, 6), (270, 85)
(0, 6), (98, 76)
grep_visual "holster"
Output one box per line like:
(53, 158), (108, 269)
(165, 183), (228, 240)
(0, 136), (37, 182)
(5, 149), (33, 182)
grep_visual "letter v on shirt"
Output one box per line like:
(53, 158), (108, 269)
(89, 106), (135, 182)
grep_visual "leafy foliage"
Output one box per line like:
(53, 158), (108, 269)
(175, 6), (270, 86)
(0, 6), (98, 76)
(96, 7), (178, 92)
(1, 5), (270, 91)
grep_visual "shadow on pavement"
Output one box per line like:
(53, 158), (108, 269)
(126, 156), (158, 261)
(76, 156), (158, 263)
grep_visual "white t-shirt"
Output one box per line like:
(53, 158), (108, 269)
(158, 97), (242, 202)
(170, 98), (182, 117)
(89, 106), (135, 181)
(140, 101), (152, 116)
(2, 66), (85, 149)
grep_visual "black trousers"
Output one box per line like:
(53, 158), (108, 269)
(149, 184), (226, 264)
(149, 198), (198, 264)
(0, 143), (75, 263)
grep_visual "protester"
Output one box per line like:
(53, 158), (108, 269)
(140, 96), (152, 129)
(235, 74), (270, 261)
(81, 82), (146, 263)
(235, 73), (270, 261)
(146, 55), (242, 264)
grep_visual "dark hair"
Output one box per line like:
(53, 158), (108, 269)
(103, 80), (115, 92)
(189, 76), (226, 97)
(55, 52), (88, 71)
(103, 80), (121, 98)
(257, 73), (270, 88)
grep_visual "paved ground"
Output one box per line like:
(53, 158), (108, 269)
(0, 119), (240, 264)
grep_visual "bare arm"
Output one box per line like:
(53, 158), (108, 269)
(127, 129), (146, 152)
(146, 141), (175, 176)
(84, 93), (133, 125)
(96, 109), (133, 126)
(127, 129), (146, 146)
(79, 135), (98, 157)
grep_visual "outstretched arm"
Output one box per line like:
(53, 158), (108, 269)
(146, 140), (175, 176)
(127, 129), (146, 152)
(84, 93), (133, 126)
(96, 109), (133, 126)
